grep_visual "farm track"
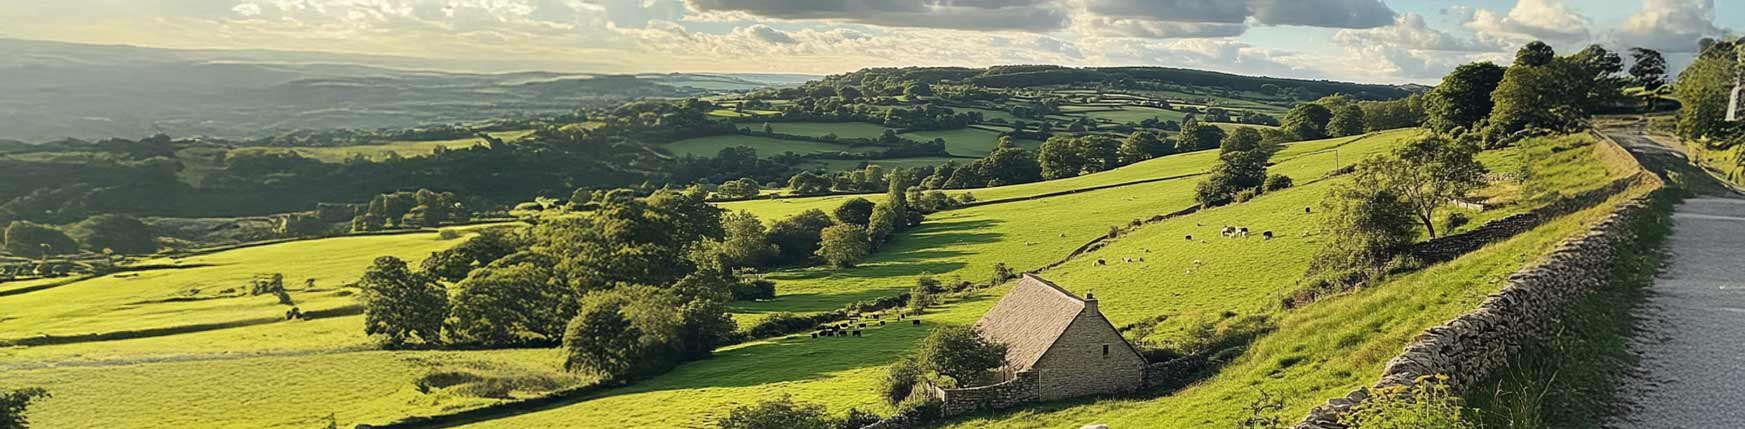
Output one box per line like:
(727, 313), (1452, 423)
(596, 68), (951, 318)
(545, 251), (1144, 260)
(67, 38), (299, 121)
(1604, 126), (1745, 428)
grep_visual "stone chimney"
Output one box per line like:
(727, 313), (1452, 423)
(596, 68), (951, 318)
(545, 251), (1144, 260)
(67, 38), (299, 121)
(1083, 290), (1098, 313)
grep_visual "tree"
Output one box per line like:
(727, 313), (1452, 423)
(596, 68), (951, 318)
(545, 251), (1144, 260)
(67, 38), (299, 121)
(717, 395), (837, 429)
(904, 82), (934, 98)
(867, 204), (900, 248)
(1119, 131), (1171, 164)
(562, 294), (642, 379)
(0, 387), (49, 429)
(1423, 62), (1506, 133)
(2, 222), (76, 257)
(787, 171), (832, 195)
(1487, 43), (1624, 140)
(1629, 47), (1668, 91)
(356, 256), (448, 347)
(977, 144), (1042, 186)
(716, 178), (761, 200)
(536, 189), (722, 294)
(1179, 120), (1226, 152)
(692, 210), (776, 272)
(831, 198), (876, 225)
(447, 262), (572, 346)
(1516, 41), (1555, 67)
(915, 326), (1008, 384)
(1672, 40), (1744, 143)
(1038, 135), (1120, 179)
(1374, 136), (1487, 238)
(1306, 165), (1418, 287)
(67, 214), (156, 254)
(1361, 93), (1427, 131)
(838, 86), (863, 101)
(767, 209), (835, 264)
(1281, 103), (1334, 141)
(1196, 128), (1274, 206)
(816, 224), (871, 268)
(1328, 105), (1366, 137)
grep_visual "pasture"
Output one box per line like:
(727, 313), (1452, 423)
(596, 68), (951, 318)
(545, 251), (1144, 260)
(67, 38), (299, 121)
(231, 130), (535, 163)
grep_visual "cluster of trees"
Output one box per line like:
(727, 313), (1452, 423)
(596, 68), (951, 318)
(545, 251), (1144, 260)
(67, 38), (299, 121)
(1194, 128), (1288, 207)
(920, 138), (1042, 189)
(350, 189), (469, 231)
(1, 386), (50, 429)
(1422, 42), (1631, 146)
(1, 214), (157, 258)
(1671, 38), (1743, 148)
(762, 97), (981, 133)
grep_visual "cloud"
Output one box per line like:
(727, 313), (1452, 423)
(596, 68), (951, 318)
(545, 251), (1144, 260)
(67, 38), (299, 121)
(1249, 0), (1395, 29)
(1462, 0), (1593, 46)
(738, 24), (795, 43)
(1334, 13), (1499, 52)
(1074, 16), (1247, 39)
(681, 0), (1072, 32)
(1613, 0), (1728, 53)
(1081, 0), (1251, 24)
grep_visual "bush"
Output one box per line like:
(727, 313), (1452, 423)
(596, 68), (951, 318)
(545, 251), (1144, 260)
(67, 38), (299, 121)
(831, 198), (876, 225)
(717, 395), (837, 429)
(1341, 376), (1476, 429)
(915, 326), (1008, 385)
(3, 221), (77, 257)
(881, 356), (924, 405)
(1264, 174), (1294, 192)
(1446, 212), (1471, 232)
(768, 209), (834, 264)
(730, 278), (776, 301)
(563, 286), (736, 381)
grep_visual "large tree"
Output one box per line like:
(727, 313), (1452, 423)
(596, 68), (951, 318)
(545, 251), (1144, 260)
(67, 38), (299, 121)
(767, 209), (835, 264)
(915, 326), (1009, 384)
(1372, 136), (1487, 238)
(1281, 103), (1334, 141)
(536, 189), (722, 293)
(1328, 104), (1367, 137)
(0, 387), (50, 429)
(816, 224), (871, 268)
(357, 256), (448, 347)
(1488, 43), (1624, 139)
(1672, 39), (1743, 144)
(1423, 62), (1506, 134)
(1306, 164), (1419, 287)
(1195, 128), (1274, 207)
(831, 198), (876, 226)
(447, 261), (572, 346)
(1628, 47), (1668, 91)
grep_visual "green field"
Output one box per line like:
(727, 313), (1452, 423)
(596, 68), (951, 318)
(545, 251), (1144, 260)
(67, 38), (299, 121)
(898, 128), (1038, 157)
(763, 122), (897, 139)
(664, 134), (879, 158)
(230, 130), (535, 163)
(1071, 106), (1187, 124)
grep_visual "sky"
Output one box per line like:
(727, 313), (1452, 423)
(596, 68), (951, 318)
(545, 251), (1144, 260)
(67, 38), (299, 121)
(0, 0), (1737, 84)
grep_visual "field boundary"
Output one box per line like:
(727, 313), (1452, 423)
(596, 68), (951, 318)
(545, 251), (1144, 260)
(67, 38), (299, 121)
(0, 305), (362, 347)
(1292, 132), (1662, 428)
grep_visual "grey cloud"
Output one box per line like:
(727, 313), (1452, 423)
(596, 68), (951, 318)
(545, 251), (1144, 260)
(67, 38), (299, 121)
(682, 0), (1071, 31)
(1082, 0), (1251, 24)
(1250, 0), (1395, 29)
(741, 24), (798, 43)
(1080, 17), (1248, 39)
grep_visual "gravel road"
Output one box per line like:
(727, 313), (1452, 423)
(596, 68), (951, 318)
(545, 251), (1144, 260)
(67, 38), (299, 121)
(1604, 128), (1745, 428)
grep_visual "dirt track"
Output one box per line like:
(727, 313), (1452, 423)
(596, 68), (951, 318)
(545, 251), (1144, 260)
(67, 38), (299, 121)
(1603, 127), (1745, 428)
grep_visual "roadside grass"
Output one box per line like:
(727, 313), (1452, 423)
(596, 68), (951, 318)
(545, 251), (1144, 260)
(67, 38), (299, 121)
(230, 130), (535, 163)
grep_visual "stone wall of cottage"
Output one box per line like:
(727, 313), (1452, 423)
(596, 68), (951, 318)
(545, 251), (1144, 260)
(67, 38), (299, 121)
(934, 369), (1042, 416)
(1293, 190), (1658, 429)
(1029, 304), (1150, 401)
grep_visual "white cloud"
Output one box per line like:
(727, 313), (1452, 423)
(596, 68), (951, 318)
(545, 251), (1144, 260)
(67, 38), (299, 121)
(1334, 13), (1499, 52)
(1613, 0), (1728, 53)
(232, 3), (263, 16)
(1463, 0), (1593, 46)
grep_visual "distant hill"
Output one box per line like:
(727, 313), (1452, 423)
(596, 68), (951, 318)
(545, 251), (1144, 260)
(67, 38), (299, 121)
(817, 65), (1414, 101)
(0, 38), (810, 142)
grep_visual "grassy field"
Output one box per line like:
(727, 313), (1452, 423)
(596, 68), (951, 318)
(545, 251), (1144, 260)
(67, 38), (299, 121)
(443, 130), (1417, 429)
(0, 229), (591, 429)
(898, 128), (1038, 157)
(231, 130), (535, 163)
(767, 122), (897, 140)
(663, 135), (880, 158)
(1072, 106), (1187, 124)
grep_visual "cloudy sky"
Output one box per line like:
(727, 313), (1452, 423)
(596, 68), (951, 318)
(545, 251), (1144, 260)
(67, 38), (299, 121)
(0, 0), (1737, 83)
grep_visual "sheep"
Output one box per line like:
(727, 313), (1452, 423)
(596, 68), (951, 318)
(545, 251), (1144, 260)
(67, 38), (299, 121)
(1096, 259), (1107, 266)
(1220, 226), (1236, 237)
(1185, 235), (1193, 241)
(1192, 259), (1203, 266)
(1238, 227), (1249, 238)
(1123, 257), (1133, 263)
(1263, 231), (1274, 240)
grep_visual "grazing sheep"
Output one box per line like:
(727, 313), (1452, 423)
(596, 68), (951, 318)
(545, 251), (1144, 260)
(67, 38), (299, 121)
(1096, 259), (1107, 266)
(1192, 259), (1203, 266)
(1123, 257), (1133, 263)
(1221, 226), (1236, 237)
(1263, 231), (1274, 240)
(1025, 241), (1039, 246)
(1138, 257), (1145, 262)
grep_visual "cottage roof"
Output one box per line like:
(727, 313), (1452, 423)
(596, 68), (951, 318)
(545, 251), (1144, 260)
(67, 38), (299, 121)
(973, 273), (1090, 370)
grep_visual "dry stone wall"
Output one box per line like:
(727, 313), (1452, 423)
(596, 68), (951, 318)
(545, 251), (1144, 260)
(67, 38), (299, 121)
(935, 369), (1042, 416)
(1405, 173), (1644, 265)
(1293, 190), (1658, 429)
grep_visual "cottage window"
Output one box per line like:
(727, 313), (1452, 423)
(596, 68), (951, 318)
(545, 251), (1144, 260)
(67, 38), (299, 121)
(1102, 344), (1109, 357)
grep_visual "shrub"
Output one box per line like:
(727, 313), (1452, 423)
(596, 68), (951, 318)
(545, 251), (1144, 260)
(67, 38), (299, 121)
(563, 286), (736, 381)
(915, 326), (1008, 385)
(881, 356), (924, 405)
(768, 209), (834, 264)
(1446, 213), (1471, 232)
(831, 198), (876, 225)
(730, 278), (776, 301)
(1264, 174), (1294, 192)
(717, 395), (837, 429)
(1341, 376), (1476, 429)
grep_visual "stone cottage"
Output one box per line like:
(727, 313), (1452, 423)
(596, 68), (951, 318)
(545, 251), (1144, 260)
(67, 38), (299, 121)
(932, 274), (1147, 415)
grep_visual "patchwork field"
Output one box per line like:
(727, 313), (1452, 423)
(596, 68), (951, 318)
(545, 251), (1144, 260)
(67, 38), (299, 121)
(230, 130), (535, 163)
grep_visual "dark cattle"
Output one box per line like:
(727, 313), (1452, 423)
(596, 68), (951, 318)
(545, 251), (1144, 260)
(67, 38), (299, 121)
(912, 320), (922, 326)
(1096, 259), (1107, 266)
(811, 333), (818, 338)
(858, 323), (866, 328)
(1186, 235), (1193, 241)
(1263, 231), (1274, 240)
(871, 315), (880, 320)
(853, 330), (862, 337)
(1305, 207), (1312, 213)
(879, 321), (886, 326)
